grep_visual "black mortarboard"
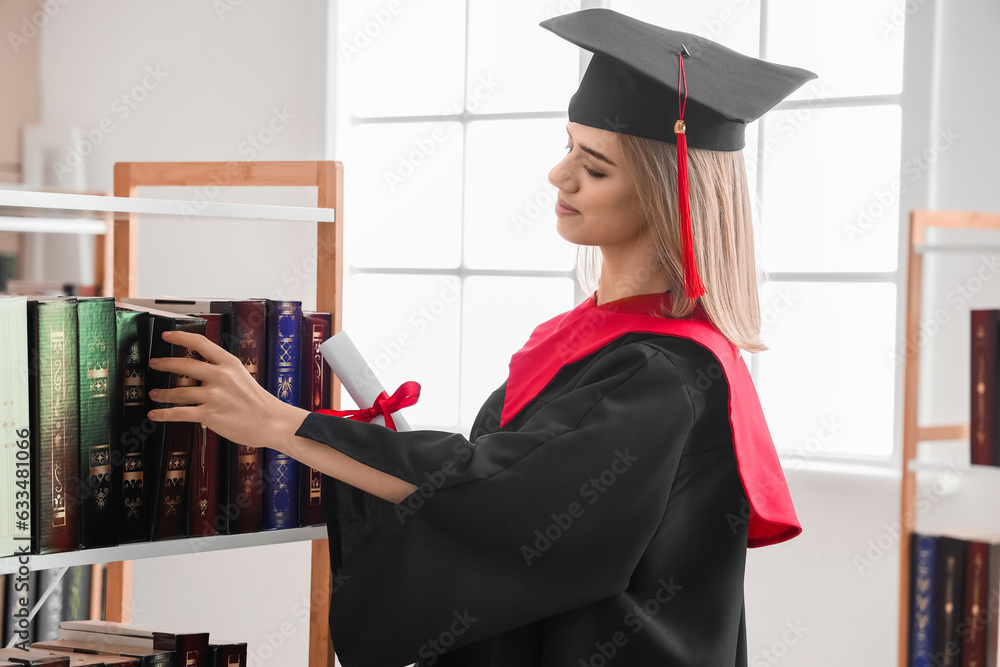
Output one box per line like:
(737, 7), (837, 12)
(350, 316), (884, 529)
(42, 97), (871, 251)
(540, 9), (817, 300)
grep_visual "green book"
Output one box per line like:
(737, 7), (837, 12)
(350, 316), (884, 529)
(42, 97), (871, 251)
(77, 297), (118, 548)
(27, 297), (81, 554)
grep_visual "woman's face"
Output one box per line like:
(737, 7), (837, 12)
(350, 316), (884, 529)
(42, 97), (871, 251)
(547, 122), (645, 249)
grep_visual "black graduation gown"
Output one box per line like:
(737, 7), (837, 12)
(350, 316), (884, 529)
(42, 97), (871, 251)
(296, 331), (750, 666)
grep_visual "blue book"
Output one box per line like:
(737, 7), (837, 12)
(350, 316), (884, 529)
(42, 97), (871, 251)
(264, 300), (302, 529)
(909, 533), (936, 667)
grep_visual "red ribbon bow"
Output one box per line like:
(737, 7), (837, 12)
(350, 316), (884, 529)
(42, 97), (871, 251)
(315, 380), (421, 432)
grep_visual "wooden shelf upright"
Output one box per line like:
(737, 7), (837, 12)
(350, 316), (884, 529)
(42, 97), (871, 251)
(897, 209), (1000, 667)
(110, 160), (344, 667)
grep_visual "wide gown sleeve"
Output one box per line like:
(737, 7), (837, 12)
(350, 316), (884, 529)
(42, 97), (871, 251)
(294, 341), (697, 667)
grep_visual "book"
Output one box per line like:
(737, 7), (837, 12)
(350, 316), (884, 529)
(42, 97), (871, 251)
(0, 648), (69, 665)
(970, 310), (1000, 466)
(25, 648), (138, 666)
(263, 300), (301, 530)
(187, 314), (225, 538)
(209, 299), (267, 535)
(0, 296), (31, 557)
(29, 640), (171, 667)
(57, 622), (209, 666)
(934, 536), (967, 667)
(151, 633), (209, 667)
(909, 533), (937, 666)
(207, 642), (246, 667)
(61, 565), (93, 622)
(142, 309), (208, 541)
(27, 297), (81, 554)
(77, 297), (119, 549)
(114, 309), (151, 544)
(35, 568), (65, 641)
(297, 311), (331, 527)
(961, 540), (991, 666)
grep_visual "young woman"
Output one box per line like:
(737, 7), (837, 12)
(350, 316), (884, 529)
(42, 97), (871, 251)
(147, 8), (816, 666)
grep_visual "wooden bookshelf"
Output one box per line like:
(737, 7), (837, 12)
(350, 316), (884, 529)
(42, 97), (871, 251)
(0, 164), (344, 667)
(897, 209), (1000, 667)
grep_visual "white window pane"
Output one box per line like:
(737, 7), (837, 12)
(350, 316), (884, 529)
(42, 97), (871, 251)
(755, 282), (896, 459)
(612, 0), (761, 57)
(460, 276), (576, 429)
(766, 0), (904, 100)
(342, 273), (461, 427)
(343, 121), (463, 269)
(464, 118), (577, 271)
(466, 0), (581, 114)
(337, 0), (465, 117)
(760, 105), (902, 272)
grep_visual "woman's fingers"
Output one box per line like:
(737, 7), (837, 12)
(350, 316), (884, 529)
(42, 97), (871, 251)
(149, 355), (214, 381)
(149, 385), (204, 406)
(160, 330), (232, 366)
(148, 404), (204, 423)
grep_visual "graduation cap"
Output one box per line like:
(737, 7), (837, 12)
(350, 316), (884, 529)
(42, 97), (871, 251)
(540, 8), (817, 301)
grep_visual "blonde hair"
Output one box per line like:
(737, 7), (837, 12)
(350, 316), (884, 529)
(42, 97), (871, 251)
(575, 134), (767, 353)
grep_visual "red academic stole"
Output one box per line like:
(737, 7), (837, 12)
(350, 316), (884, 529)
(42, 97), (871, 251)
(501, 291), (801, 549)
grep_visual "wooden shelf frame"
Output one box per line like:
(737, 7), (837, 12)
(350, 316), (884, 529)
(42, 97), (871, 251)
(110, 161), (344, 667)
(897, 209), (1000, 667)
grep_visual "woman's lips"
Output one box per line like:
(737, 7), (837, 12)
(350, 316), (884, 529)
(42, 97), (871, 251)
(556, 199), (579, 215)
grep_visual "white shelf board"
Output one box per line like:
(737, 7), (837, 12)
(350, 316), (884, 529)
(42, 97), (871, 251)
(0, 215), (107, 234)
(0, 190), (336, 223)
(0, 525), (327, 574)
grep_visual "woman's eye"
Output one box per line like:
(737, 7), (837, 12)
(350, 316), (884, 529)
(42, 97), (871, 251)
(582, 164), (606, 179)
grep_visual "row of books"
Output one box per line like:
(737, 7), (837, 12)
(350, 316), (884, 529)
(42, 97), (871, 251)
(1, 566), (96, 650)
(906, 532), (1000, 666)
(0, 619), (246, 666)
(971, 310), (1000, 467)
(0, 295), (334, 557)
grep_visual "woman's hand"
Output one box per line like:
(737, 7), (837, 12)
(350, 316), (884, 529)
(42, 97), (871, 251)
(146, 329), (308, 453)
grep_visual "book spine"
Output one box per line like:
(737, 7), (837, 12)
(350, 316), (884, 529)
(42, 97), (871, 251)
(963, 540), (990, 667)
(28, 299), (81, 555)
(935, 536), (968, 667)
(970, 311), (998, 466)
(213, 301), (267, 535)
(264, 301), (301, 530)
(297, 312), (330, 527)
(79, 298), (119, 549)
(910, 533), (937, 667)
(0, 297), (31, 557)
(985, 543), (1000, 667)
(61, 565), (92, 622)
(116, 310), (151, 544)
(188, 314), (224, 538)
(148, 317), (207, 542)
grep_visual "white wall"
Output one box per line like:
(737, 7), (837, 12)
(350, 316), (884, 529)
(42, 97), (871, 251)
(30, 0), (1000, 664)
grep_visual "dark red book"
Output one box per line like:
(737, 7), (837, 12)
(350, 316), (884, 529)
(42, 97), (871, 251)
(297, 311), (331, 527)
(961, 540), (991, 666)
(970, 310), (1000, 466)
(187, 313), (225, 537)
(151, 632), (209, 667)
(210, 300), (268, 534)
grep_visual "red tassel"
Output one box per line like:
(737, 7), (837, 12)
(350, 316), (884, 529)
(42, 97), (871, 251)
(675, 52), (705, 302)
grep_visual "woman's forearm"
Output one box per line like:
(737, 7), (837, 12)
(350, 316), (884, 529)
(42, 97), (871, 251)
(268, 402), (419, 504)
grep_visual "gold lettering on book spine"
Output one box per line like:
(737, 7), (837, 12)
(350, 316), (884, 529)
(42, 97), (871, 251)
(238, 325), (259, 494)
(50, 325), (66, 527)
(308, 323), (324, 505)
(227, 656), (240, 666)
(124, 341), (144, 406)
(185, 650), (198, 667)
(88, 336), (111, 511)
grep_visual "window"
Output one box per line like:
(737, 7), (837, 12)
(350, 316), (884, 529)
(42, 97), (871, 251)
(331, 0), (907, 460)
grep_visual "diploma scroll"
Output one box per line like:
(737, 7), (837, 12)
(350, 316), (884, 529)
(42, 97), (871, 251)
(318, 330), (413, 431)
